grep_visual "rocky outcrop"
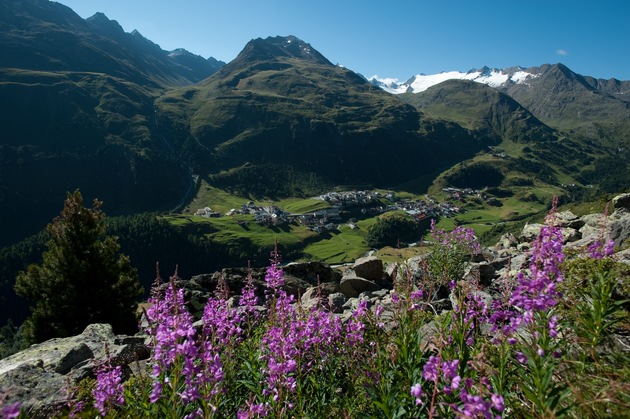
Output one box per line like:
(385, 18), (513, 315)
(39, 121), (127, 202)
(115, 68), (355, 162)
(0, 324), (149, 418)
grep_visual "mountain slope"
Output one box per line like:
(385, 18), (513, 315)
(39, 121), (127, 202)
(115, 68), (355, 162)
(398, 79), (556, 144)
(0, 0), (223, 87)
(371, 64), (630, 147)
(501, 64), (630, 141)
(156, 36), (483, 197)
(0, 0), (226, 246)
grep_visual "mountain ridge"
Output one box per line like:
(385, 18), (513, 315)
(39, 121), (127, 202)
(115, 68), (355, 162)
(369, 64), (630, 95)
(155, 35), (483, 197)
(1, 0), (629, 251)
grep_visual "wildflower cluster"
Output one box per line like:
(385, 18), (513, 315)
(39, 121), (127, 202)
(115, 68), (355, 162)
(74, 205), (628, 418)
(428, 220), (480, 288)
(93, 361), (124, 415)
(409, 354), (503, 418)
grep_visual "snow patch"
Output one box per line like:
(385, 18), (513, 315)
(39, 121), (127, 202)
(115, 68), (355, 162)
(369, 67), (540, 94)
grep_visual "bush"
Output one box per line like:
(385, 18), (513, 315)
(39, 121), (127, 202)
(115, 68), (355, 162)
(445, 162), (504, 189)
(365, 214), (425, 248)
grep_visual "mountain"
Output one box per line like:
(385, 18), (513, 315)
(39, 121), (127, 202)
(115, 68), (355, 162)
(398, 79), (556, 144)
(0, 1), (481, 248)
(0, 0), (225, 247)
(154, 35), (483, 197)
(369, 66), (538, 94)
(370, 64), (630, 144)
(1, 0), (629, 251)
(0, 1), (224, 87)
(500, 64), (630, 141)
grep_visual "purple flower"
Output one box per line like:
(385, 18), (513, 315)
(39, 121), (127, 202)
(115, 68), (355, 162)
(491, 394), (505, 413)
(237, 401), (269, 418)
(264, 248), (284, 301)
(1, 402), (21, 419)
(149, 382), (162, 403)
(588, 241), (604, 260)
(441, 359), (460, 380)
(259, 278), (348, 402)
(93, 362), (125, 416)
(410, 289), (423, 300)
(549, 315), (559, 338)
(505, 223), (564, 335)
(410, 383), (424, 405)
(145, 273), (223, 405)
(605, 239), (615, 256)
(516, 351), (528, 365)
(430, 221), (480, 256)
(451, 375), (462, 390)
(457, 388), (504, 418)
(423, 355), (440, 382)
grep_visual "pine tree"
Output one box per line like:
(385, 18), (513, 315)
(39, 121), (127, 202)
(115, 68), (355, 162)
(15, 191), (142, 343)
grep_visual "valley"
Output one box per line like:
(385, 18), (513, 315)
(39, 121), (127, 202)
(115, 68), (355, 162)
(1, 0), (629, 331)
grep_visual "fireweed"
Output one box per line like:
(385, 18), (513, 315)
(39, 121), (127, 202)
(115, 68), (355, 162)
(486, 211), (571, 417)
(428, 220), (480, 291)
(52, 207), (627, 418)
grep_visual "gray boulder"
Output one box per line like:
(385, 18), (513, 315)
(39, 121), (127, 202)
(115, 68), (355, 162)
(0, 324), (149, 418)
(613, 193), (630, 212)
(284, 261), (341, 285)
(328, 293), (347, 313)
(608, 210), (630, 248)
(553, 210), (584, 229)
(339, 275), (382, 298)
(351, 256), (384, 282)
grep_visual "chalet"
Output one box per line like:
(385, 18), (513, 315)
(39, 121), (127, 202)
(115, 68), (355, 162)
(195, 207), (221, 218)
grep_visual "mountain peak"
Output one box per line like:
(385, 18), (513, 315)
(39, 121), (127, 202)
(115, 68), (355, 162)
(86, 12), (125, 35)
(236, 35), (332, 66)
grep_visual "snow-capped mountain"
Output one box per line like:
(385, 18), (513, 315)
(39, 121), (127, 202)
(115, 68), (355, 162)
(369, 66), (541, 94)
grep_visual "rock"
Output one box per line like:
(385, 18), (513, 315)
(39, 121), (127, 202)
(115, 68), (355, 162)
(342, 296), (372, 312)
(574, 210), (630, 249)
(0, 363), (68, 418)
(520, 223), (543, 242)
(488, 256), (510, 271)
(466, 262), (496, 286)
(613, 193), (630, 212)
(520, 222), (581, 244)
(579, 213), (608, 242)
(614, 248), (630, 265)
(282, 276), (315, 299)
(300, 287), (326, 311)
(385, 262), (400, 278)
(283, 261), (341, 285)
(339, 275), (382, 298)
(495, 232), (518, 250)
(0, 324), (150, 417)
(608, 210), (630, 248)
(472, 248), (497, 263)
(351, 256), (384, 282)
(562, 227), (581, 243)
(328, 293), (347, 313)
(405, 254), (431, 281)
(53, 343), (93, 375)
(185, 263), (342, 317)
(553, 210), (585, 229)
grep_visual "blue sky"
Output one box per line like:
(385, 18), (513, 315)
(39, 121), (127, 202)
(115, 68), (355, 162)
(55, 0), (630, 81)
